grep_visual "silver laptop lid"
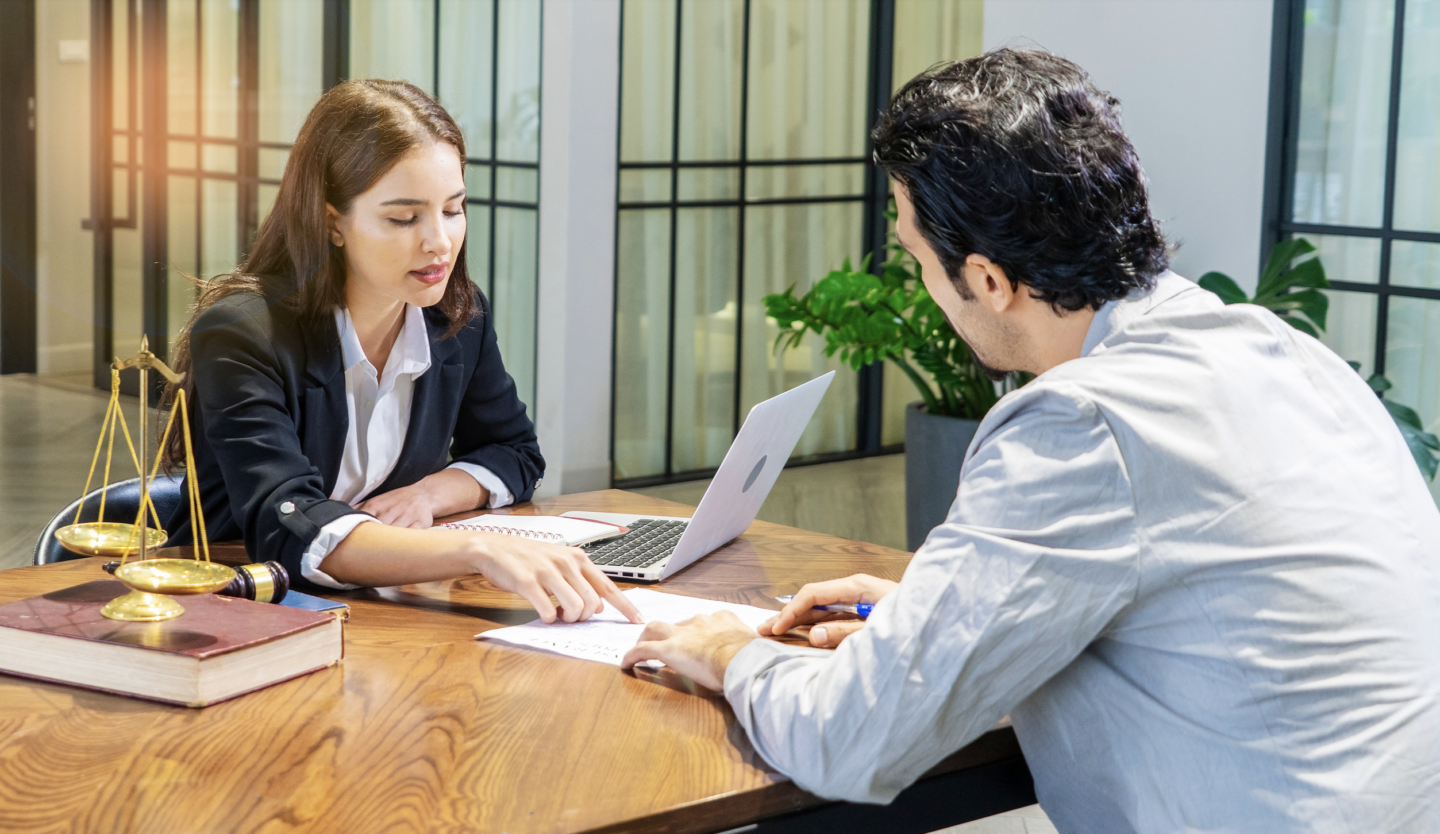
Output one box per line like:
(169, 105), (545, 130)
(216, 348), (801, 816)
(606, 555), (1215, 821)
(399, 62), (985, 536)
(659, 371), (835, 579)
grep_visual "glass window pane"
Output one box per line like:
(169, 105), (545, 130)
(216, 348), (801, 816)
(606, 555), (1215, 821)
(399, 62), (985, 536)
(202, 143), (237, 174)
(1391, 240), (1440, 289)
(742, 202), (862, 458)
(892, 0), (984, 90)
(259, 0), (323, 145)
(620, 0), (676, 163)
(678, 168), (739, 202)
(167, 0), (197, 136)
(492, 207), (537, 412)
(168, 175), (198, 346)
(672, 208), (739, 473)
(1319, 289), (1379, 375)
(746, 164), (865, 200)
(614, 210), (674, 479)
(201, 0), (239, 139)
(1393, 0), (1440, 232)
(1384, 297), (1440, 501)
(464, 204), (493, 293)
(1291, 0), (1395, 227)
(678, 0), (743, 161)
(258, 183), (280, 226)
(1299, 233), (1382, 284)
(496, 166), (538, 204)
(168, 140), (197, 170)
(349, 0), (435, 93)
(619, 169), (672, 204)
(202, 178), (238, 280)
(464, 164), (492, 201)
(495, 0), (541, 162)
(748, 0), (870, 161)
(439, 0), (495, 160)
(258, 147), (288, 181)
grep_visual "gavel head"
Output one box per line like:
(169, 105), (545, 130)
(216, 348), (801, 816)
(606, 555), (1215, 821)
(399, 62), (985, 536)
(223, 562), (291, 603)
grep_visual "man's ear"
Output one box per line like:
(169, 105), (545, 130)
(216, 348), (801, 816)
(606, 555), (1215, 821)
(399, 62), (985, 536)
(325, 203), (344, 247)
(965, 254), (1015, 313)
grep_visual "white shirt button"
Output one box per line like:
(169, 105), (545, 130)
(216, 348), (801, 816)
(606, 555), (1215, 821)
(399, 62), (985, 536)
(280, 501), (295, 515)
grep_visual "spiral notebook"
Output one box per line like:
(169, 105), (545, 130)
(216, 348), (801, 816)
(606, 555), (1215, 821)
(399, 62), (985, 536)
(439, 514), (628, 547)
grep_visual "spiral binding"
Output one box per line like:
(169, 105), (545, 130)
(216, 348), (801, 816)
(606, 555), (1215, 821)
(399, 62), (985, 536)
(441, 523), (565, 542)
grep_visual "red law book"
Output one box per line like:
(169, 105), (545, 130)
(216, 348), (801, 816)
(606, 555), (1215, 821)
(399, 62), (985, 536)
(0, 579), (343, 707)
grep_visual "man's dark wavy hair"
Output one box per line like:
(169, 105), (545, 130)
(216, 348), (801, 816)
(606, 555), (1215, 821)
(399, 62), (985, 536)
(873, 49), (1169, 312)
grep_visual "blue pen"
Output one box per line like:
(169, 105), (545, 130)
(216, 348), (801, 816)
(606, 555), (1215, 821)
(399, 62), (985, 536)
(775, 594), (873, 619)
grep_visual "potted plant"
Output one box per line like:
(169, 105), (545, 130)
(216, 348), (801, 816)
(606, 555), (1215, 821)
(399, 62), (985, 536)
(1200, 238), (1439, 482)
(763, 231), (1004, 551)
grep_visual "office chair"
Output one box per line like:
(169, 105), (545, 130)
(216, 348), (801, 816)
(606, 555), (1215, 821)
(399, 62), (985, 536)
(34, 473), (187, 565)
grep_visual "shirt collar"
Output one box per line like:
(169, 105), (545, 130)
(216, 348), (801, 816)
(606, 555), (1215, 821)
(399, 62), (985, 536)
(334, 304), (433, 378)
(1080, 270), (1198, 358)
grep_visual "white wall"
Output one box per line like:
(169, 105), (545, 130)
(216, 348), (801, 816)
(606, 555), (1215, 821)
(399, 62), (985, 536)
(35, 0), (94, 373)
(534, 0), (621, 496)
(984, 0), (1274, 291)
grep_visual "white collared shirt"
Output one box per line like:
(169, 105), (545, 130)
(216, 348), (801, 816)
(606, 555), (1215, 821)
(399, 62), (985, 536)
(724, 273), (1440, 832)
(299, 305), (513, 589)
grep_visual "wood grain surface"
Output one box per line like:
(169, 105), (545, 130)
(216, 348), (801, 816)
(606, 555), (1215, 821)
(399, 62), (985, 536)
(0, 490), (1022, 834)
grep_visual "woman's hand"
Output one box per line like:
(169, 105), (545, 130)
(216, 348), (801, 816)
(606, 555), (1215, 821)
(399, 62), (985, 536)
(757, 573), (898, 648)
(356, 469), (489, 528)
(473, 533), (643, 624)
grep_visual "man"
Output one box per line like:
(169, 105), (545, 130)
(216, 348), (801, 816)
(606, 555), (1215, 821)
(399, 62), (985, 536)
(621, 49), (1440, 833)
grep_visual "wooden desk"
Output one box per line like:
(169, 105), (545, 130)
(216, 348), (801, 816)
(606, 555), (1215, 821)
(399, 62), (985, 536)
(0, 490), (1032, 833)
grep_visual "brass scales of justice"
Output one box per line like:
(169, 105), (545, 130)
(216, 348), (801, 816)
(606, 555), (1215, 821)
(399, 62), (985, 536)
(52, 337), (236, 621)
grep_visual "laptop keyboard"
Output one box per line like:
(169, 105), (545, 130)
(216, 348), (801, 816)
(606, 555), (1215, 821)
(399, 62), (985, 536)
(584, 519), (688, 571)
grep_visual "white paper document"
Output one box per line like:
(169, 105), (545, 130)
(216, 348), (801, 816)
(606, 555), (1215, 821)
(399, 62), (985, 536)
(476, 588), (779, 666)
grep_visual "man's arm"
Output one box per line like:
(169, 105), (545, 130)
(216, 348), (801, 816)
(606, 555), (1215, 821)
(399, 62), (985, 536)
(627, 382), (1141, 803)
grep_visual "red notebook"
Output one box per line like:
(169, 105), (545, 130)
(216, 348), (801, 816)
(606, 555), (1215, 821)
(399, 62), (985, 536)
(0, 579), (343, 707)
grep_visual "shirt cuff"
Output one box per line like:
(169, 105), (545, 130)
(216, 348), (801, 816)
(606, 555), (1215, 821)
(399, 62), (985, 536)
(447, 462), (514, 508)
(300, 513), (376, 590)
(723, 639), (832, 718)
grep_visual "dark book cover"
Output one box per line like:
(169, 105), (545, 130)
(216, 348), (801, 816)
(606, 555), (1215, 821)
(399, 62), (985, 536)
(0, 579), (334, 658)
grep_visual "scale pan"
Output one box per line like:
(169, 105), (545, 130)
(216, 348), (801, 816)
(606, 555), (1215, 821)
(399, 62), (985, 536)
(54, 522), (168, 557)
(114, 559), (236, 595)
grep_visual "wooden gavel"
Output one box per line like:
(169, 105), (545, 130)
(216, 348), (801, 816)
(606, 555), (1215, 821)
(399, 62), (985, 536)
(102, 560), (291, 604)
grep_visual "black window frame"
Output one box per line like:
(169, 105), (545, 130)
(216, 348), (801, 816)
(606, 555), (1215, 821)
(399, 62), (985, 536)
(1262, 0), (1440, 380)
(610, 0), (900, 489)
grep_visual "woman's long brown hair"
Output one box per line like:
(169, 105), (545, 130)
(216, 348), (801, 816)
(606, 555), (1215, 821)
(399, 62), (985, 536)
(159, 79), (476, 471)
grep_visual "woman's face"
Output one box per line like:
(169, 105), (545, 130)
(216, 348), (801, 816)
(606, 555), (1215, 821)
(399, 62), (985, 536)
(327, 141), (467, 313)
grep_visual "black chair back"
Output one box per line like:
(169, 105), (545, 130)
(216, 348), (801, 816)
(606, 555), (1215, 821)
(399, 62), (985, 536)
(34, 474), (187, 565)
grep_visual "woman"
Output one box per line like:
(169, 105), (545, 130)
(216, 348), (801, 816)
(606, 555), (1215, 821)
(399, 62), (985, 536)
(161, 79), (638, 624)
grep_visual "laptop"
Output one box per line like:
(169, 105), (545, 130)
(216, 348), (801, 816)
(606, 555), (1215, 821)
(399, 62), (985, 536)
(565, 371), (835, 582)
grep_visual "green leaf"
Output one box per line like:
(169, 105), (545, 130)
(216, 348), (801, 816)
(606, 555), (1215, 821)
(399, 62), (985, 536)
(1383, 400), (1440, 481)
(1256, 238), (1317, 298)
(1383, 397), (1427, 433)
(1365, 373), (1393, 394)
(1280, 316), (1320, 338)
(1282, 288), (1329, 332)
(1197, 272), (1249, 305)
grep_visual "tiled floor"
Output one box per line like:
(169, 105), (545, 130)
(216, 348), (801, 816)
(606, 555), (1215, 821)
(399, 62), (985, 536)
(0, 372), (128, 570)
(0, 371), (1056, 832)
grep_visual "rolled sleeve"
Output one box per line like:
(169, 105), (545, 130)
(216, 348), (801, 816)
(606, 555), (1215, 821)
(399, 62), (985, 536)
(446, 462), (514, 508)
(299, 513), (377, 590)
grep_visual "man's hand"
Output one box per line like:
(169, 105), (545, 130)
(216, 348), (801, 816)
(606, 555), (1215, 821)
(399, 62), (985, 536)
(759, 573), (898, 648)
(476, 533), (643, 624)
(356, 469), (489, 528)
(620, 611), (759, 692)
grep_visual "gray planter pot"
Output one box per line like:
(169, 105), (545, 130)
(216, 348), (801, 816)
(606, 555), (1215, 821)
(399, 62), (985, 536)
(905, 402), (980, 551)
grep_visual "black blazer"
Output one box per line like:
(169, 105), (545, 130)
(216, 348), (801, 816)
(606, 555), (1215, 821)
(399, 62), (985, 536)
(164, 287), (544, 588)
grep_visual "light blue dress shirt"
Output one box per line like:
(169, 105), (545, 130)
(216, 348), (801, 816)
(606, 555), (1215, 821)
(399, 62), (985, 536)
(724, 272), (1440, 833)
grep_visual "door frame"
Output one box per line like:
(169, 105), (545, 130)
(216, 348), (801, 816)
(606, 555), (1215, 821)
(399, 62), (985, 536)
(0, 0), (39, 375)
